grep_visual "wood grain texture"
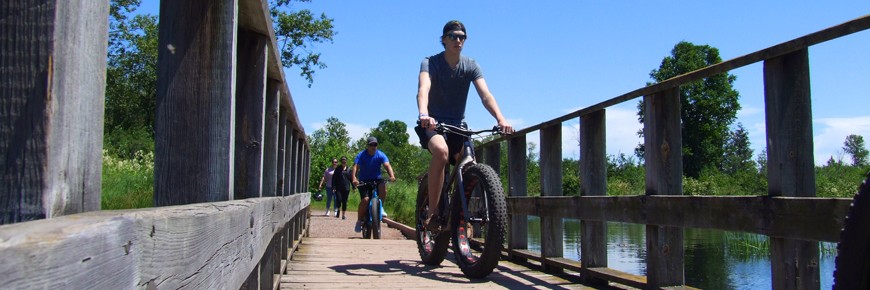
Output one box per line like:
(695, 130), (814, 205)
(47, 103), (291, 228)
(0, 193), (310, 289)
(262, 80), (281, 197)
(284, 129), (294, 196)
(764, 48), (820, 290)
(507, 195), (850, 243)
(154, 0), (238, 205)
(507, 135), (528, 259)
(0, 0), (107, 224)
(234, 27), (269, 200)
(539, 125), (563, 272)
(579, 110), (607, 277)
(277, 108), (287, 195)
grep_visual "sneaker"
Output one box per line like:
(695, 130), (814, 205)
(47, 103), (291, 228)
(424, 214), (441, 231)
(324, 210), (330, 216)
(354, 221), (362, 233)
(381, 208), (388, 217)
(342, 216), (347, 220)
(335, 211), (340, 218)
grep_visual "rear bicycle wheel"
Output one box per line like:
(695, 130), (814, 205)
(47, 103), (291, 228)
(415, 172), (449, 265)
(451, 163), (507, 279)
(834, 171), (870, 289)
(362, 207), (372, 239)
(372, 197), (382, 239)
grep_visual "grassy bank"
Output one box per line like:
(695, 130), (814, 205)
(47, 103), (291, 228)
(101, 150), (154, 210)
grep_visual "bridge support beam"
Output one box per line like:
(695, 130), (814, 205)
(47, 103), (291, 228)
(540, 124), (563, 273)
(580, 110), (608, 286)
(507, 135), (529, 263)
(764, 48), (820, 290)
(0, 0), (108, 224)
(154, 0), (239, 205)
(234, 27), (269, 200)
(263, 80), (282, 197)
(643, 86), (685, 288)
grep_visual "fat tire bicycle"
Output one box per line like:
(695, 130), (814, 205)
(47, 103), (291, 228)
(415, 122), (508, 279)
(359, 180), (385, 239)
(833, 170), (870, 289)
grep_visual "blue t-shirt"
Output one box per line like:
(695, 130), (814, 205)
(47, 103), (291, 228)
(421, 52), (484, 125)
(354, 149), (389, 181)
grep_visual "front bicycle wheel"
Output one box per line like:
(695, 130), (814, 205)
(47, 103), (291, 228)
(415, 172), (449, 265)
(451, 163), (507, 279)
(371, 197), (382, 239)
(833, 171), (870, 289)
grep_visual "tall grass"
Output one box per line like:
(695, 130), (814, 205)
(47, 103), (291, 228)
(308, 179), (418, 226)
(101, 150), (154, 210)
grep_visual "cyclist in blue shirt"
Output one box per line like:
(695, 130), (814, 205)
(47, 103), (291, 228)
(351, 136), (396, 232)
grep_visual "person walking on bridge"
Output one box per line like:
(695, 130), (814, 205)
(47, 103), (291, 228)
(414, 20), (516, 231)
(317, 158), (339, 216)
(332, 156), (354, 219)
(351, 137), (396, 232)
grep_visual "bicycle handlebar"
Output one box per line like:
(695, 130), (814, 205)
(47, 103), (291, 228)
(418, 121), (510, 137)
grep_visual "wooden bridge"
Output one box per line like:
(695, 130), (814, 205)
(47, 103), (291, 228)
(1, 0), (869, 289)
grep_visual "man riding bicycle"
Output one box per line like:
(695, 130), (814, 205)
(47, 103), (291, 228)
(351, 136), (396, 233)
(415, 20), (516, 231)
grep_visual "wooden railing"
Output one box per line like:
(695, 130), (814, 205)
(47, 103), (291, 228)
(1, 1), (313, 289)
(476, 14), (870, 289)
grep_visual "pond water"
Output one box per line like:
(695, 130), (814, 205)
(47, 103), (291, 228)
(524, 217), (837, 290)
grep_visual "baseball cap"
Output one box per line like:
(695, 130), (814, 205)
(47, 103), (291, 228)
(367, 137), (378, 145)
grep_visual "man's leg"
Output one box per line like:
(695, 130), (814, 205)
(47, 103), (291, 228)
(358, 196), (369, 221)
(427, 135), (449, 219)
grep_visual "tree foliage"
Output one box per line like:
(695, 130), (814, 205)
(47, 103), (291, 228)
(721, 123), (756, 175)
(636, 41), (741, 178)
(843, 134), (869, 167)
(307, 117), (353, 190)
(270, 0), (336, 87)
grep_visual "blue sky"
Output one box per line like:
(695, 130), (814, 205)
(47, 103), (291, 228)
(138, 1), (870, 165)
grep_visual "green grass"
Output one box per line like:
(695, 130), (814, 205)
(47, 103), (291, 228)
(308, 179), (419, 226)
(101, 150), (154, 210)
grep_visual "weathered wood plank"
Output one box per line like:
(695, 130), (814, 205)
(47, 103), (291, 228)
(263, 80), (281, 197)
(0, 193), (310, 289)
(540, 124), (563, 273)
(154, 0), (238, 205)
(764, 48), (820, 290)
(507, 195), (851, 242)
(277, 108), (287, 195)
(234, 27), (269, 200)
(507, 135), (528, 262)
(579, 110), (608, 285)
(0, 0), (108, 224)
(284, 127), (294, 196)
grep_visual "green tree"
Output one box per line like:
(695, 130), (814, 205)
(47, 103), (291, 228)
(721, 123), (756, 175)
(635, 41), (741, 178)
(843, 134), (869, 167)
(308, 117), (352, 190)
(270, 0), (336, 87)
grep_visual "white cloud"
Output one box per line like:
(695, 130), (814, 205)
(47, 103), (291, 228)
(603, 107), (643, 158)
(737, 106), (763, 119)
(813, 116), (870, 164)
(308, 121), (371, 145)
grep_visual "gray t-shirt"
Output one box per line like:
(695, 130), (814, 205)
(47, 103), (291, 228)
(420, 52), (483, 125)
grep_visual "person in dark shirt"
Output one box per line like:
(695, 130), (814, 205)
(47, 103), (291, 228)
(331, 156), (354, 219)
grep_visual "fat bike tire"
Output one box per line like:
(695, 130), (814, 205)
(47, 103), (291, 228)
(415, 173), (449, 265)
(372, 198), (382, 239)
(833, 171), (870, 289)
(451, 163), (507, 279)
(362, 216), (371, 239)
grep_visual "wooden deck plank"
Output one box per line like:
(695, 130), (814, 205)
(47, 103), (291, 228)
(282, 238), (599, 289)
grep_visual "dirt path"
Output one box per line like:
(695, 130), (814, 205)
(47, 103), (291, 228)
(307, 209), (409, 240)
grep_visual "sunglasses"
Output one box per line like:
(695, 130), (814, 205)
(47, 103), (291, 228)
(445, 33), (467, 41)
(368, 143), (378, 147)
(332, 161), (337, 163)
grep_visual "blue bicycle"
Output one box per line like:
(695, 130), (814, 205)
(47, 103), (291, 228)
(358, 180), (385, 239)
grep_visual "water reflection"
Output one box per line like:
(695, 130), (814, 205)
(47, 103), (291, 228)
(524, 217), (836, 289)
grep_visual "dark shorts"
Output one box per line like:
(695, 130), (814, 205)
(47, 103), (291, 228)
(415, 124), (466, 164)
(358, 178), (385, 199)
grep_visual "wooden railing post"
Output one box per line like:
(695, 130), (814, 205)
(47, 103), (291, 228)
(540, 124), (563, 273)
(277, 108), (287, 196)
(154, 0), (238, 205)
(764, 48), (820, 290)
(0, 0), (108, 223)
(282, 127), (297, 196)
(643, 86), (684, 288)
(507, 135), (529, 263)
(233, 28), (269, 200)
(263, 81), (281, 197)
(580, 110), (608, 285)
(296, 138), (304, 193)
